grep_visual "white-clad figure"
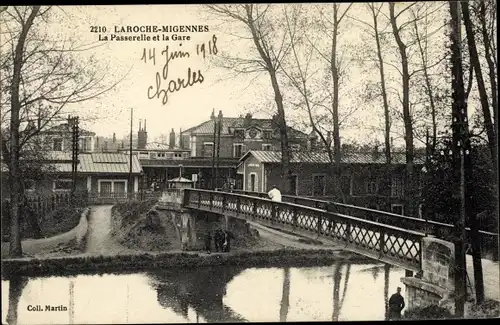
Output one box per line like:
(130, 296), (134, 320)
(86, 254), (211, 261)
(268, 185), (282, 202)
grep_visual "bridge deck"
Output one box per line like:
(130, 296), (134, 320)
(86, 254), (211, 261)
(184, 189), (424, 272)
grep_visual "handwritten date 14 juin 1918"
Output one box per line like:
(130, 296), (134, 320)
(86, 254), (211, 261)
(144, 35), (218, 105)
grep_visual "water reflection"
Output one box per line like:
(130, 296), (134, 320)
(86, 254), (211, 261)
(279, 268), (290, 322)
(148, 266), (247, 323)
(6, 275), (28, 325)
(2, 263), (405, 324)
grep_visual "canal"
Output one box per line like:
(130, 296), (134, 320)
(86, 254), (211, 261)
(2, 262), (406, 324)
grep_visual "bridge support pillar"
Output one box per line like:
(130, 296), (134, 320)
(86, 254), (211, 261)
(156, 189), (197, 251)
(179, 212), (197, 251)
(400, 236), (456, 315)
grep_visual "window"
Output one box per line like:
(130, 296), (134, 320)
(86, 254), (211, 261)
(98, 179), (128, 196)
(391, 204), (404, 215)
(263, 131), (272, 139)
(174, 153), (182, 158)
(312, 174), (326, 196)
(53, 179), (72, 191)
(233, 144), (244, 158)
(53, 138), (63, 151)
(391, 175), (404, 197)
(158, 153), (166, 158)
(341, 176), (352, 196)
(290, 175), (298, 195)
(262, 144), (273, 151)
(366, 180), (378, 195)
(149, 152), (157, 159)
(291, 144), (301, 151)
(204, 142), (214, 157)
(234, 129), (245, 139)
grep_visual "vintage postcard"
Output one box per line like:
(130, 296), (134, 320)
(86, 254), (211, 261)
(1, 3), (498, 324)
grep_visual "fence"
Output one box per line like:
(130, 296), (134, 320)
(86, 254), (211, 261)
(227, 189), (499, 261)
(86, 191), (161, 204)
(185, 188), (425, 271)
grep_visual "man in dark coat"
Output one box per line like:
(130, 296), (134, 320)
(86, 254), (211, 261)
(388, 287), (405, 320)
(204, 231), (212, 254)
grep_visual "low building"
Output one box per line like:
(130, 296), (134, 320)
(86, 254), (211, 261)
(1, 152), (143, 201)
(237, 150), (425, 216)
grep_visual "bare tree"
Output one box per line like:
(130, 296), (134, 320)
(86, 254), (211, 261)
(1, 6), (127, 257)
(205, 4), (295, 193)
(461, 2), (497, 175)
(279, 4), (355, 201)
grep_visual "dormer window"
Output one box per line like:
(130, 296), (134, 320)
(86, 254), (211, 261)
(53, 138), (63, 151)
(234, 129), (244, 139)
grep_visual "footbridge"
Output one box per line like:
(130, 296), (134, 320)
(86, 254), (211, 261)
(229, 189), (499, 262)
(182, 189), (425, 272)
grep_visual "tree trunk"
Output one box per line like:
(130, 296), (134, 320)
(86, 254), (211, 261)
(461, 2), (497, 173)
(371, 4), (392, 207)
(478, 0), (497, 131)
(371, 4), (391, 165)
(389, 3), (415, 218)
(461, 1), (488, 304)
(331, 5), (344, 202)
(246, 5), (291, 194)
(9, 6), (41, 257)
(414, 18), (438, 153)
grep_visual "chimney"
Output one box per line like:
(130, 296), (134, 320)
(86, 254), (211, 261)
(96, 136), (100, 151)
(122, 141), (124, 149)
(326, 131), (332, 149)
(308, 130), (317, 150)
(372, 144), (381, 161)
(113, 132), (116, 144)
(244, 113), (252, 127)
(139, 120), (142, 132)
(211, 109), (215, 120)
(104, 141), (108, 151)
(169, 128), (176, 149)
(138, 119), (148, 149)
(179, 128), (183, 148)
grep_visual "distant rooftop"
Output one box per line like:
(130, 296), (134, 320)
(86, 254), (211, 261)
(239, 150), (425, 165)
(182, 114), (307, 139)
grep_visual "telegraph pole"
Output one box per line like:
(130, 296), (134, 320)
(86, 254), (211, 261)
(129, 108), (133, 199)
(211, 109), (216, 189)
(69, 116), (79, 196)
(215, 110), (222, 190)
(449, 1), (467, 316)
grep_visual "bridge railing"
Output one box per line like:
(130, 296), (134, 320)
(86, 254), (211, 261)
(228, 189), (499, 261)
(185, 188), (425, 271)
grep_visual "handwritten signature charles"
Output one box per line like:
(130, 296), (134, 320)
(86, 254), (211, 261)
(141, 35), (218, 105)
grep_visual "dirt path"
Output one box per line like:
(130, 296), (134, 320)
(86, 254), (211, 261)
(85, 205), (137, 255)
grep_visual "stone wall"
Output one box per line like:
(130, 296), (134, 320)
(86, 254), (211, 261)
(401, 236), (455, 314)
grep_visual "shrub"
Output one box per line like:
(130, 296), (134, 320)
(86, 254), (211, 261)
(404, 305), (454, 320)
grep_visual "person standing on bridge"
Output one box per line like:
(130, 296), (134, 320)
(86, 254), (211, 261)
(388, 287), (405, 320)
(268, 185), (282, 202)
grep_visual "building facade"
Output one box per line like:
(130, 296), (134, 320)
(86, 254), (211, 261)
(238, 150), (425, 217)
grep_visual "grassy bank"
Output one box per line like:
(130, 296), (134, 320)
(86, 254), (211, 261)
(403, 300), (500, 319)
(2, 204), (84, 242)
(111, 199), (180, 251)
(1, 248), (370, 278)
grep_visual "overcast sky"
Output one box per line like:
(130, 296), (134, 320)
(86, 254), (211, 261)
(33, 3), (462, 148)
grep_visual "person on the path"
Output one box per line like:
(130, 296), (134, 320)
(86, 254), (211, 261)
(268, 185), (282, 202)
(388, 287), (405, 320)
(204, 231), (212, 254)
